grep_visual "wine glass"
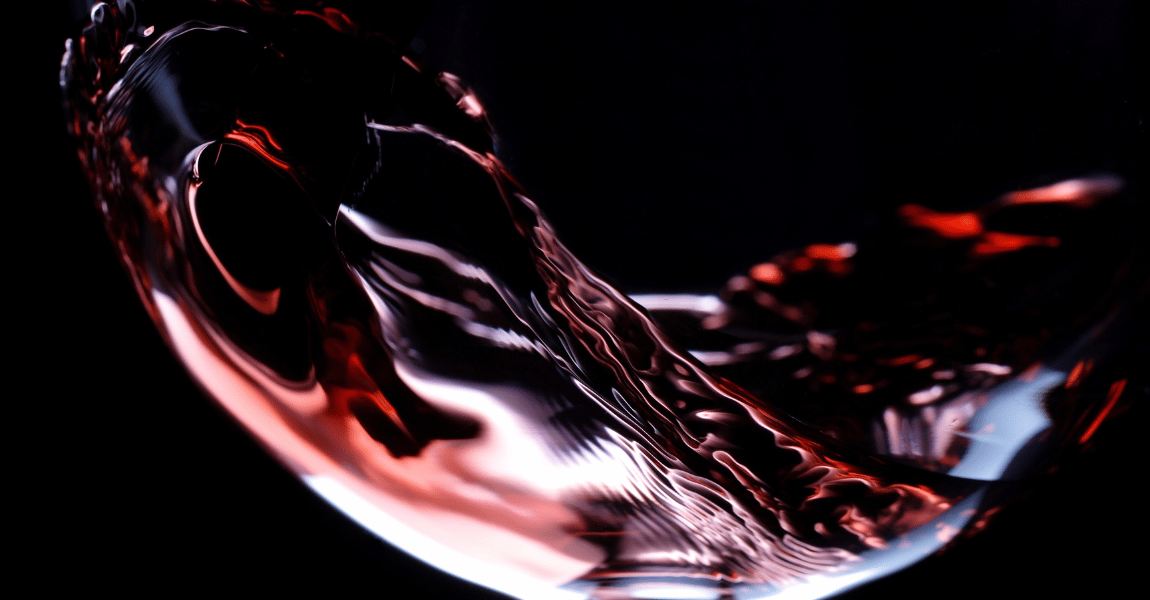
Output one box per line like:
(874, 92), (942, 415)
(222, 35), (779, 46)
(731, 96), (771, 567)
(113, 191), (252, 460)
(55, 1), (1146, 598)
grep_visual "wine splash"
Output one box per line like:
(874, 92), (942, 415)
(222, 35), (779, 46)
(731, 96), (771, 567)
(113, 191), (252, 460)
(63, 2), (1146, 598)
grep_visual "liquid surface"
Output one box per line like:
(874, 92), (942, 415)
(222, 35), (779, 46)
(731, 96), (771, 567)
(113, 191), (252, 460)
(63, 2), (1147, 598)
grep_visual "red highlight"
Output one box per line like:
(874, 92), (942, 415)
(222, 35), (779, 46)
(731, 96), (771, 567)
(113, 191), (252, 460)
(234, 119), (284, 150)
(1002, 176), (1123, 208)
(224, 121), (291, 171)
(1065, 360), (1087, 389)
(293, 7), (361, 37)
(899, 205), (984, 238)
(971, 232), (1060, 257)
(750, 262), (785, 285)
(1079, 379), (1127, 444)
(806, 244), (851, 261)
(883, 355), (922, 367)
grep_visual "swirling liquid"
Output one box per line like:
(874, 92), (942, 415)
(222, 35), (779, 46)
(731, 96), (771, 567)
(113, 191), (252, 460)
(62, 2), (1147, 598)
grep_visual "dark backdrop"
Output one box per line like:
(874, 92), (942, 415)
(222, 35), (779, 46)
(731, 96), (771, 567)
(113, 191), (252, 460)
(28, 1), (1147, 598)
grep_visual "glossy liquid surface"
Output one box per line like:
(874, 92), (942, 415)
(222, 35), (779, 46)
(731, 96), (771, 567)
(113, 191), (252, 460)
(61, 2), (1147, 598)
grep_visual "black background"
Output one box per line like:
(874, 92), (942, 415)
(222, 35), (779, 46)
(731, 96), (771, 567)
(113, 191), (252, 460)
(26, 1), (1147, 597)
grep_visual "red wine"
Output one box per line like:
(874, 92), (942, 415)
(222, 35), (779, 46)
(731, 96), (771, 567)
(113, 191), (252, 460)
(61, 2), (1147, 598)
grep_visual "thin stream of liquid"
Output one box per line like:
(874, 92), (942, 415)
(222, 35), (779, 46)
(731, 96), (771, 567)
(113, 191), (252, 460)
(62, 2), (1147, 598)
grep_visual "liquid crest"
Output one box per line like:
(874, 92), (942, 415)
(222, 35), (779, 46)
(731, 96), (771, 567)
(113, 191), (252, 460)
(63, 2), (1146, 598)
